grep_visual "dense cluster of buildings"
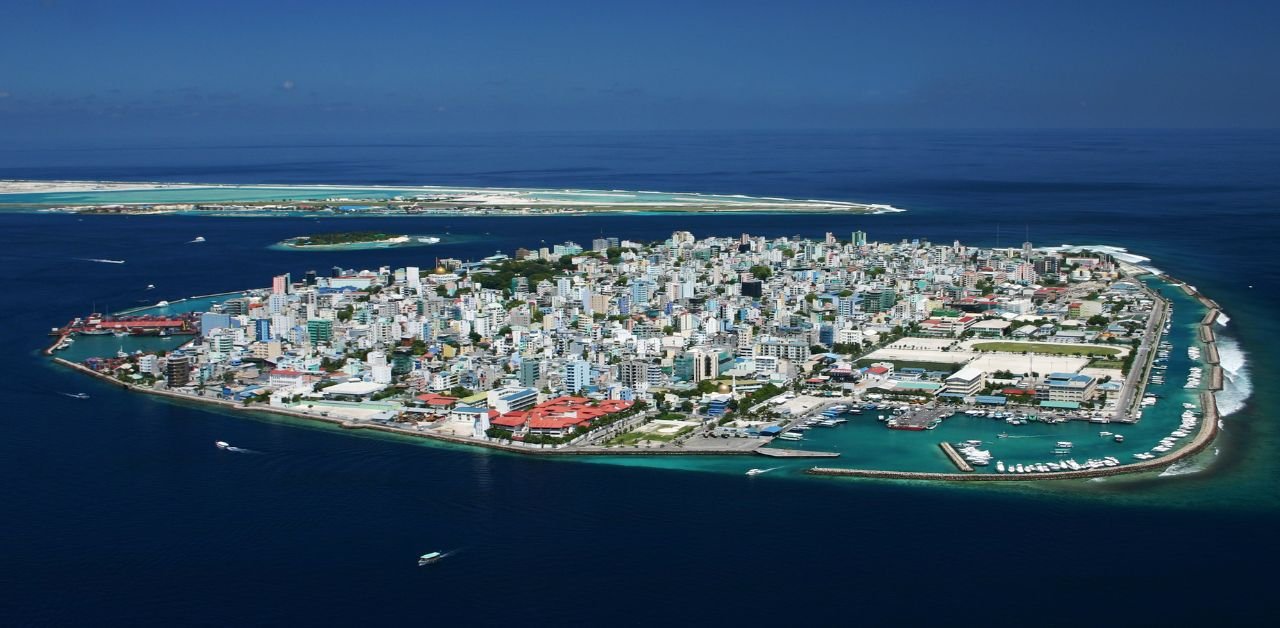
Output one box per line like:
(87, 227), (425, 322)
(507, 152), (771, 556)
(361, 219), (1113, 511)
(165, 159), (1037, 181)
(90, 231), (1151, 442)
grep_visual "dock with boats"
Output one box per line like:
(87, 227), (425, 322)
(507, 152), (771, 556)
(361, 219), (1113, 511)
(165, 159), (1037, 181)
(939, 442), (974, 472)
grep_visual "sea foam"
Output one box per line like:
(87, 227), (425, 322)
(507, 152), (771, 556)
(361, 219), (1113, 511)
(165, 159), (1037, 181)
(1214, 336), (1252, 417)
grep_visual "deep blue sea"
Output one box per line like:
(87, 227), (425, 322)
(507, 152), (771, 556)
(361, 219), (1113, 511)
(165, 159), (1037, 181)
(1, 130), (1276, 626)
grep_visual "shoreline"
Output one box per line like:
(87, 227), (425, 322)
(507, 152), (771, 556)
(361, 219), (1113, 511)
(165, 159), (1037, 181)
(0, 179), (901, 214)
(47, 259), (1233, 481)
(50, 357), (759, 458)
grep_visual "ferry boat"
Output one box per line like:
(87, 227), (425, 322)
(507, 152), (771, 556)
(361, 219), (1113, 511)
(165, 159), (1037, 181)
(776, 432), (803, 441)
(1056, 441), (1074, 449)
(418, 551), (442, 566)
(886, 422), (925, 431)
(215, 441), (231, 449)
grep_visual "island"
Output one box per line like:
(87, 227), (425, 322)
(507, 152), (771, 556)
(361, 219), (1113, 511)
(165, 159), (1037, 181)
(275, 231), (441, 251)
(0, 180), (903, 216)
(48, 230), (1227, 481)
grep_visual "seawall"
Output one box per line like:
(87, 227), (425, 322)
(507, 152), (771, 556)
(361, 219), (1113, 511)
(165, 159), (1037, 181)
(51, 357), (755, 458)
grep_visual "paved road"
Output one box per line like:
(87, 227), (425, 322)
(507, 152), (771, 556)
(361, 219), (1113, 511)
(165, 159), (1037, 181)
(1112, 292), (1167, 420)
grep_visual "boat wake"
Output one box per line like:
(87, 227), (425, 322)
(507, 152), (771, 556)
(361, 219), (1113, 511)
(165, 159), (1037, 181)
(77, 257), (126, 264)
(1159, 448), (1218, 478)
(1214, 336), (1252, 417)
(224, 446), (258, 454)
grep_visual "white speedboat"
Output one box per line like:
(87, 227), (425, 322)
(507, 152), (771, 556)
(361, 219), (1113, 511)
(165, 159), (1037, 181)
(190, 236), (206, 243)
(215, 441), (231, 449)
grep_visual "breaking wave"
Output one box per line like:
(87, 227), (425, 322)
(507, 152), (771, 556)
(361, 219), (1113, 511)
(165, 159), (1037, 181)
(1214, 335), (1252, 417)
(1160, 448), (1219, 477)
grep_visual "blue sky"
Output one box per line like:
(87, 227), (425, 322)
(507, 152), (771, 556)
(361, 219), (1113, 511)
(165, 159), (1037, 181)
(2, 0), (1278, 140)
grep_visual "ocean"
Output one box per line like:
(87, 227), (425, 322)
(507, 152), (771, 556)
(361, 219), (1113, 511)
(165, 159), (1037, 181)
(0, 129), (1275, 626)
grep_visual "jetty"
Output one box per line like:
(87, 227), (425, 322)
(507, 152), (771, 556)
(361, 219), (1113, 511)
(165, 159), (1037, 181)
(939, 442), (974, 472)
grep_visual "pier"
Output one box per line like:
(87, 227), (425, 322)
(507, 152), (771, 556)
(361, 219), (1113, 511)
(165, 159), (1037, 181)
(939, 442), (974, 472)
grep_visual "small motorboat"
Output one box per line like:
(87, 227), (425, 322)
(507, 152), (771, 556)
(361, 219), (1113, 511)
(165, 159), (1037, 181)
(418, 551), (443, 566)
(215, 441), (231, 449)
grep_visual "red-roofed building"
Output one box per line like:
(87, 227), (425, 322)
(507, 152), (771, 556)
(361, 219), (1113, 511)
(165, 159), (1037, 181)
(414, 393), (459, 415)
(493, 396), (635, 438)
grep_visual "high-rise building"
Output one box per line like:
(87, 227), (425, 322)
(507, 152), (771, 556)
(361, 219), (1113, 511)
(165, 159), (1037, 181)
(165, 354), (191, 388)
(254, 319), (271, 342)
(564, 360), (591, 394)
(272, 274), (290, 295)
(306, 319), (333, 344)
(406, 266), (420, 291)
(200, 312), (232, 338)
(852, 230), (867, 246)
(518, 359), (541, 387)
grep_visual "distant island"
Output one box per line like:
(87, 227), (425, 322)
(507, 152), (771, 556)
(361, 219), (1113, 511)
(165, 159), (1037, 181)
(0, 180), (904, 216)
(276, 232), (441, 251)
